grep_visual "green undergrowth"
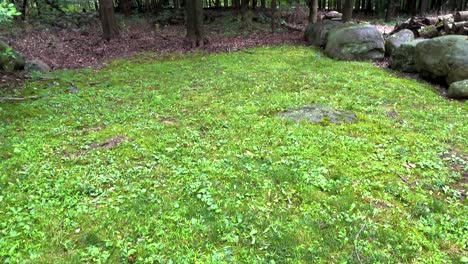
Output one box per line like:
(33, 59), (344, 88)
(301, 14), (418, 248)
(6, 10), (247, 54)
(0, 46), (467, 263)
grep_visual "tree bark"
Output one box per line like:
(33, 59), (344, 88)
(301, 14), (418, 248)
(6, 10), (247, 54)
(385, 0), (394, 22)
(22, 0), (28, 20)
(185, 0), (206, 47)
(343, 0), (353, 21)
(309, 0), (318, 23)
(271, 0), (276, 33)
(121, 0), (130, 16)
(337, 0), (342, 12)
(260, 0), (265, 8)
(224, 0), (228, 7)
(99, 0), (119, 40)
(420, 0), (428, 15)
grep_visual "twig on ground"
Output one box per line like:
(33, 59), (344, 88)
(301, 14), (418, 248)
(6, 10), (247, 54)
(0, 96), (41, 102)
(397, 173), (409, 183)
(354, 223), (366, 264)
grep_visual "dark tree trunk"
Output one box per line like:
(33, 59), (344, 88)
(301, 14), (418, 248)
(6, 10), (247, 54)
(215, 0), (221, 7)
(233, 0), (240, 15)
(260, 0), (265, 8)
(337, 0), (342, 12)
(224, 0), (228, 7)
(99, 0), (119, 40)
(22, 0), (28, 20)
(385, 0), (394, 22)
(271, 0), (276, 33)
(409, 0), (417, 16)
(420, 0), (428, 14)
(343, 0), (353, 21)
(241, 0), (249, 16)
(309, 0), (318, 22)
(121, 0), (130, 16)
(185, 0), (206, 47)
(365, 0), (372, 13)
(252, 0), (257, 9)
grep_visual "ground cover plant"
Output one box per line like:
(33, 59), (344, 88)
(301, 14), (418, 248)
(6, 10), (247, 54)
(0, 46), (467, 263)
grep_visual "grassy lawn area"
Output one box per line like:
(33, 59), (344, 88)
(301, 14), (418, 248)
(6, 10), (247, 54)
(0, 46), (467, 263)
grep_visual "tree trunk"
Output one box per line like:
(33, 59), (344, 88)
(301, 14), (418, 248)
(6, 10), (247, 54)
(343, 0), (353, 21)
(409, 0), (417, 16)
(385, 0), (394, 22)
(224, 0), (228, 7)
(121, 0), (130, 16)
(271, 0), (276, 33)
(185, 0), (206, 47)
(309, 0), (318, 23)
(260, 0), (265, 8)
(337, 0), (342, 11)
(99, 0), (119, 40)
(22, 0), (28, 20)
(241, 0), (249, 17)
(365, 0), (372, 14)
(252, 0), (257, 9)
(233, 0), (240, 15)
(420, 0), (428, 14)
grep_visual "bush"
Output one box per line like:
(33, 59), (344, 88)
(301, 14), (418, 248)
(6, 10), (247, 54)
(0, 0), (20, 24)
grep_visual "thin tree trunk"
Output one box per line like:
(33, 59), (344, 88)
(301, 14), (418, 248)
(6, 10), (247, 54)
(223, 0), (228, 7)
(260, 0), (265, 8)
(99, 0), (119, 40)
(365, 0), (372, 14)
(185, 0), (205, 47)
(22, 0), (28, 20)
(343, 0), (353, 21)
(385, 0), (394, 22)
(241, 0), (248, 16)
(420, 0), (428, 14)
(271, 0), (276, 33)
(121, 0), (130, 16)
(309, 0), (318, 23)
(337, 0), (342, 12)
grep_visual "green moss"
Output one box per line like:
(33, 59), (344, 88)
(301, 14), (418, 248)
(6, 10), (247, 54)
(0, 46), (467, 263)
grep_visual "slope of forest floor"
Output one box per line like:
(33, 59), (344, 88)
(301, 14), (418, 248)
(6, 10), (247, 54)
(1, 13), (394, 71)
(0, 46), (466, 263)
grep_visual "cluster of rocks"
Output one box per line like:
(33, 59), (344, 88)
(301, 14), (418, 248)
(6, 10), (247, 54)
(389, 32), (467, 99)
(0, 40), (50, 74)
(304, 21), (468, 99)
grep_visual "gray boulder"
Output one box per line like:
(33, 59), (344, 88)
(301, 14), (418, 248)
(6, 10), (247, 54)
(415, 35), (468, 85)
(26, 59), (51, 73)
(325, 23), (385, 61)
(447, 80), (468, 99)
(304, 21), (342, 47)
(0, 40), (25, 72)
(385, 29), (414, 56)
(391, 39), (427, 73)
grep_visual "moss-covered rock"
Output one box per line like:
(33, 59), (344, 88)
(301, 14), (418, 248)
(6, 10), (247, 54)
(391, 39), (427, 73)
(447, 79), (468, 99)
(304, 21), (342, 47)
(26, 59), (51, 73)
(415, 35), (468, 85)
(385, 29), (414, 56)
(325, 23), (385, 61)
(0, 40), (25, 72)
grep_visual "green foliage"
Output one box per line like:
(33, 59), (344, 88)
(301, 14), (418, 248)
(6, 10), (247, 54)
(0, 46), (467, 263)
(0, 0), (20, 24)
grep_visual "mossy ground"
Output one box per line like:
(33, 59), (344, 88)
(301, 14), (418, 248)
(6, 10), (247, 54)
(0, 46), (467, 263)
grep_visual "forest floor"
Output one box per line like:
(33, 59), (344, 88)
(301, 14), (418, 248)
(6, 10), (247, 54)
(1, 13), (394, 71)
(0, 46), (466, 263)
